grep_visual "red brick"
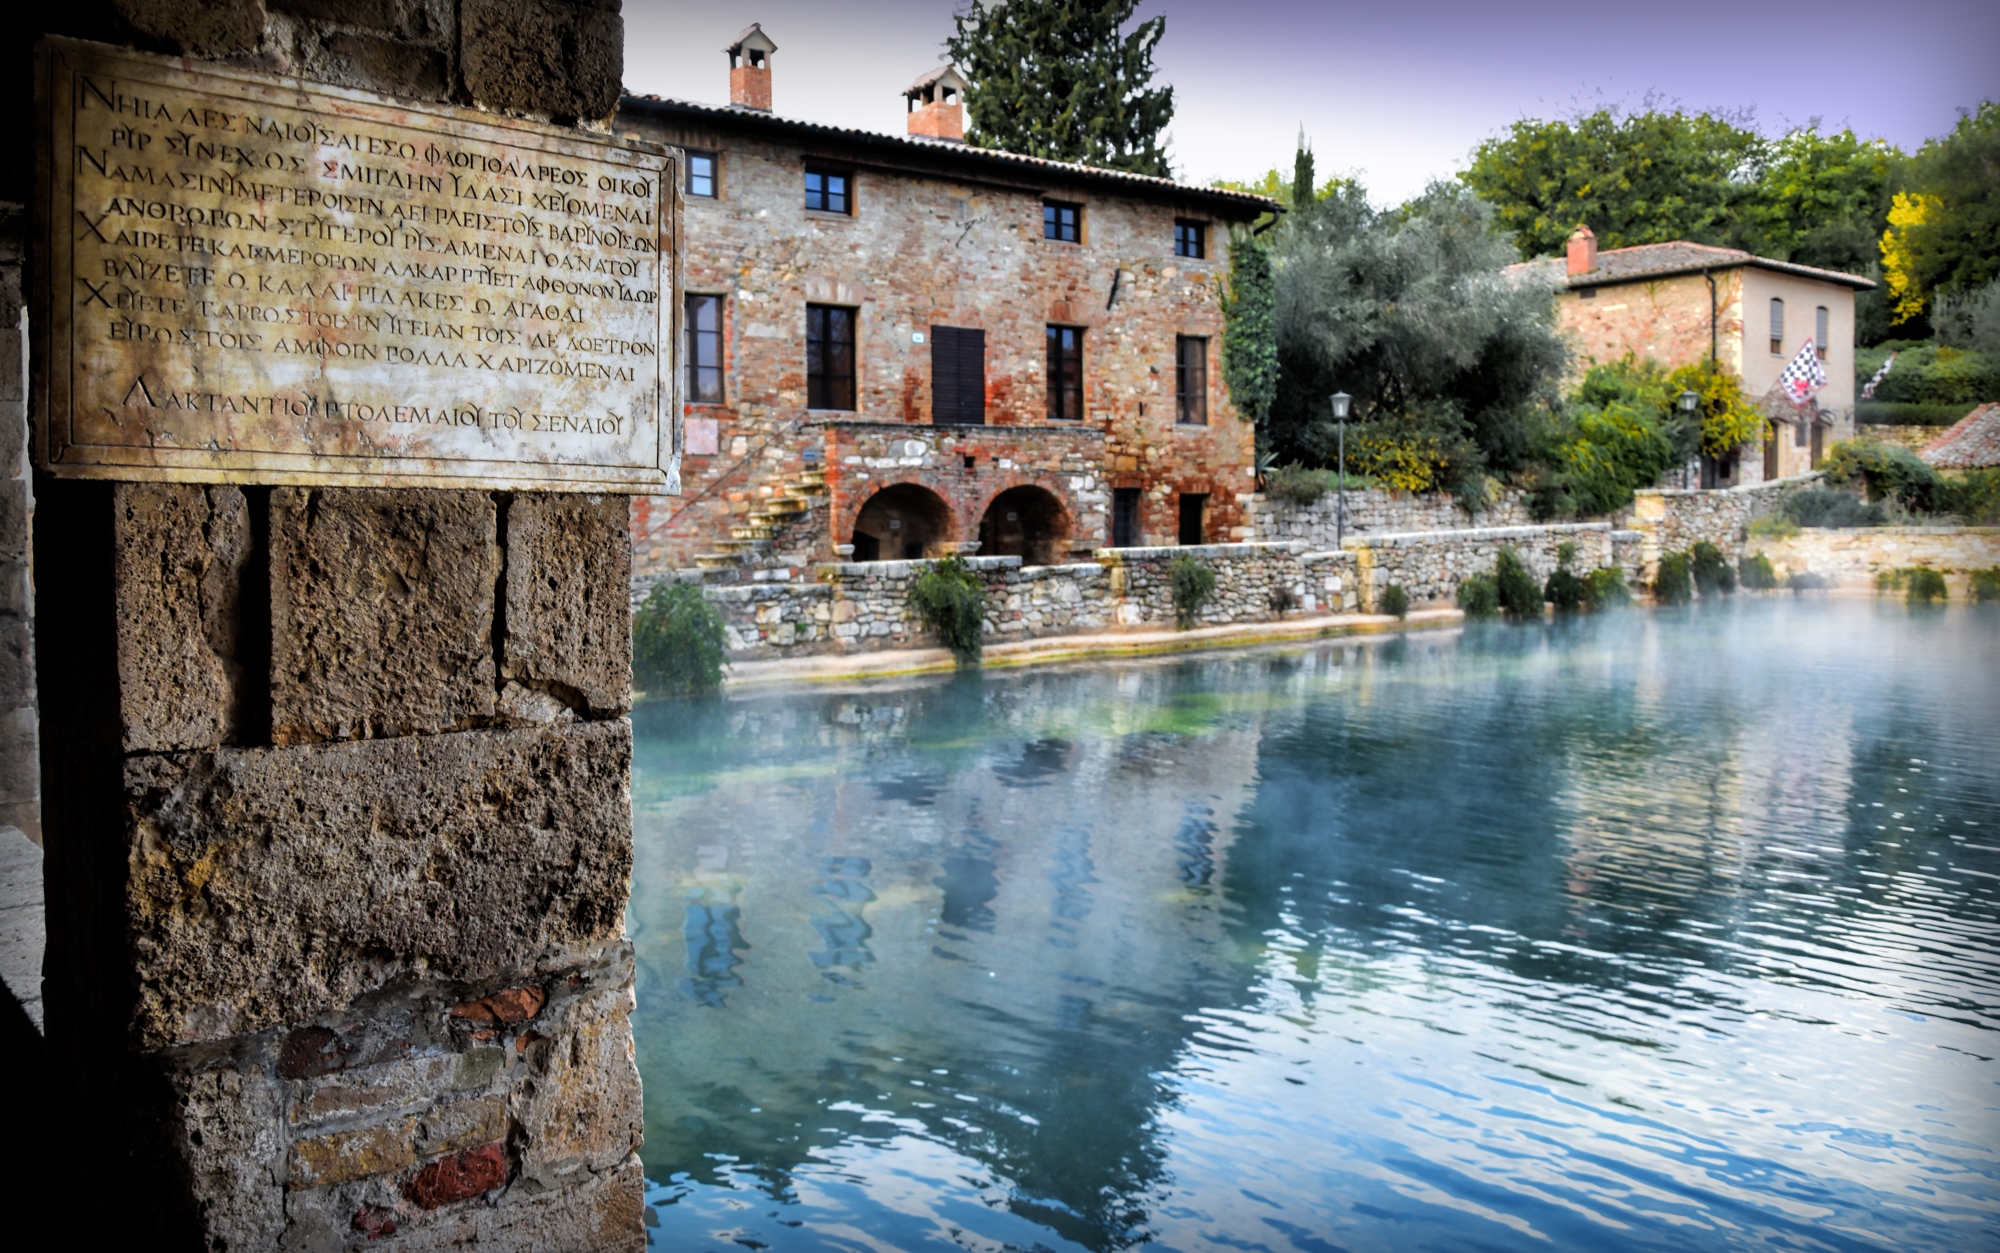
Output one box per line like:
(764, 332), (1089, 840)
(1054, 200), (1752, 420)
(404, 1142), (510, 1209)
(450, 985), (547, 1025)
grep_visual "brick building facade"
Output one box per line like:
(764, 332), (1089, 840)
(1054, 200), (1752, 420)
(615, 25), (1275, 575)
(1515, 229), (1874, 487)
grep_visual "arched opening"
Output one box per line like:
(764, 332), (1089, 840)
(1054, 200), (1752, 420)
(851, 483), (953, 562)
(978, 485), (1069, 567)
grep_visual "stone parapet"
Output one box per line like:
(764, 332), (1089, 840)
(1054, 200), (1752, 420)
(1251, 486), (1536, 546)
(1630, 474), (1813, 577)
(1750, 526), (2000, 595)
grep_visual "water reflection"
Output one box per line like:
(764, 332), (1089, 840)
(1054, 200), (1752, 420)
(630, 602), (2000, 1251)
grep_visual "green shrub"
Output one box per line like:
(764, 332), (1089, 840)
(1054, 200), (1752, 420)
(1690, 541), (1737, 596)
(1749, 512), (1801, 541)
(1654, 552), (1694, 605)
(1782, 486), (1888, 528)
(910, 556), (989, 661)
(1820, 439), (1945, 512)
(633, 581), (729, 697)
(1584, 567), (1631, 610)
(1739, 552), (1780, 591)
(1378, 584), (1410, 619)
(1787, 570), (1831, 593)
(1856, 401), (1982, 427)
(1854, 340), (2000, 407)
(1969, 567), (2000, 602)
(1458, 574), (1499, 619)
(1543, 542), (1587, 612)
(1904, 567), (1948, 604)
(1170, 552), (1217, 629)
(1940, 468), (2000, 525)
(1495, 548), (1542, 619)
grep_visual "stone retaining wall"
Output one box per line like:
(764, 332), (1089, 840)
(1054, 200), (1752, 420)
(1749, 526), (2000, 596)
(1251, 486), (1535, 546)
(1352, 524), (1644, 610)
(1630, 475), (1812, 575)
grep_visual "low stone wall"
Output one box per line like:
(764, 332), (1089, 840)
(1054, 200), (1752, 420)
(1350, 523), (1644, 610)
(1749, 526), (2000, 596)
(1630, 474), (1812, 574)
(1251, 486), (1535, 546)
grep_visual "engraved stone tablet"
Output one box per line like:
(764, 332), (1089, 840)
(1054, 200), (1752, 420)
(34, 38), (678, 492)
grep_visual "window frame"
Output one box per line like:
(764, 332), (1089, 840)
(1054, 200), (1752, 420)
(805, 303), (858, 412)
(684, 292), (725, 405)
(1815, 306), (1830, 359)
(685, 150), (719, 199)
(1111, 487), (1141, 548)
(1175, 335), (1209, 425)
(804, 164), (854, 216)
(1769, 297), (1785, 355)
(1042, 199), (1082, 244)
(1178, 492), (1207, 545)
(1173, 218), (1206, 259)
(1045, 325), (1084, 421)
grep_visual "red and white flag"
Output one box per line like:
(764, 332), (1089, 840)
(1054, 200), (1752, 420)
(1861, 351), (1897, 400)
(1776, 339), (1828, 407)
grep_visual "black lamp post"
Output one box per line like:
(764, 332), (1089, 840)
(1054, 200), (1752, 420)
(1330, 392), (1353, 547)
(1678, 390), (1700, 487)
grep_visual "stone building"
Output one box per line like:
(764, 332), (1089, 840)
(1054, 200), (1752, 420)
(616, 25), (1275, 575)
(1514, 226), (1874, 486)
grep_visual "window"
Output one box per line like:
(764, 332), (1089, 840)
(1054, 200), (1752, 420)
(931, 326), (986, 425)
(685, 294), (723, 404)
(805, 166), (851, 214)
(806, 304), (856, 410)
(1770, 298), (1785, 355)
(1111, 487), (1141, 548)
(1178, 493), (1207, 545)
(1043, 199), (1081, 243)
(1046, 325), (1083, 420)
(1173, 219), (1205, 259)
(686, 150), (717, 198)
(1816, 306), (1830, 358)
(1175, 335), (1208, 424)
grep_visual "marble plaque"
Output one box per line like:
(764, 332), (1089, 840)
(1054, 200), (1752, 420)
(34, 38), (678, 492)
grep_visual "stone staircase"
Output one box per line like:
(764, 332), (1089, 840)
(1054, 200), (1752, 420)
(693, 464), (830, 568)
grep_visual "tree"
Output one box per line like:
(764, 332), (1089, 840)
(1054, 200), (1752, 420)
(1222, 232), (1277, 442)
(1464, 107), (1763, 261)
(945, 0), (1174, 177)
(1737, 124), (1899, 276)
(1880, 101), (2000, 322)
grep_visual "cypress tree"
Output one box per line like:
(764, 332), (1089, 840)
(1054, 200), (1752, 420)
(945, 0), (1175, 178)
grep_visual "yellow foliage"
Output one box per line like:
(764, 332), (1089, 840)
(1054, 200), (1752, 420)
(1352, 432), (1444, 493)
(1667, 360), (1768, 458)
(1879, 192), (1938, 324)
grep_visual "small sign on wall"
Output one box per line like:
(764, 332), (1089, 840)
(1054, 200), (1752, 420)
(685, 417), (719, 456)
(34, 38), (681, 493)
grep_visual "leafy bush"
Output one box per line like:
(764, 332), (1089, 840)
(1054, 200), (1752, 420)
(1170, 552), (1217, 629)
(1782, 486), (1888, 528)
(1902, 567), (1949, 603)
(1668, 358), (1769, 459)
(1969, 567), (2000, 602)
(1495, 548), (1543, 618)
(1654, 552), (1694, 605)
(1740, 552), (1780, 590)
(1268, 585), (1301, 615)
(1544, 541), (1588, 611)
(1584, 566), (1631, 610)
(1857, 401), (1982, 426)
(1690, 541), (1737, 595)
(1940, 468), (2000, 525)
(1378, 584), (1410, 619)
(1820, 439), (1944, 511)
(1788, 570), (1832, 593)
(1458, 573), (1500, 619)
(1263, 463), (1373, 505)
(1853, 340), (2000, 407)
(909, 556), (989, 661)
(633, 582), (729, 698)
(1749, 512), (1801, 540)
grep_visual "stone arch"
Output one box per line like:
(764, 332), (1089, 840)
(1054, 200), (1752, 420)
(977, 484), (1070, 567)
(849, 482), (954, 562)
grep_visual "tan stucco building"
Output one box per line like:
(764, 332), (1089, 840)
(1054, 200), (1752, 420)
(1516, 229), (1875, 486)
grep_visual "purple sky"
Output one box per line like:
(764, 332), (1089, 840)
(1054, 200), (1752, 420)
(623, 0), (1999, 204)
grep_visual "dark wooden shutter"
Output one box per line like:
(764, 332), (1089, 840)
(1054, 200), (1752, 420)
(931, 326), (985, 425)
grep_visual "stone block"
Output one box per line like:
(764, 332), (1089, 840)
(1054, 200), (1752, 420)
(305, 32), (451, 98)
(502, 494), (631, 716)
(270, 0), (402, 24)
(110, 0), (269, 57)
(168, 1064), (289, 1247)
(270, 487), (498, 744)
(460, 0), (622, 122)
(122, 720), (631, 1046)
(290, 1092), (506, 1188)
(113, 483), (254, 752)
(511, 981), (642, 1186)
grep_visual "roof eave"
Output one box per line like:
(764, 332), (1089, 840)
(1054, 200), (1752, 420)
(1564, 258), (1875, 292)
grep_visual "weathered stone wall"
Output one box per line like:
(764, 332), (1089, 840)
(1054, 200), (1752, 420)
(24, 3), (647, 1249)
(1629, 475), (1811, 577)
(618, 87), (1263, 573)
(1250, 486), (1536, 546)
(1351, 523), (1643, 610)
(1749, 526), (2000, 596)
(0, 208), (34, 841)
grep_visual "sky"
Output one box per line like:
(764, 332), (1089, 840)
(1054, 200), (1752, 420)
(623, 0), (2000, 205)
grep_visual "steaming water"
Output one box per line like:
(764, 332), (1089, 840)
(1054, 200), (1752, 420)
(629, 600), (2000, 1252)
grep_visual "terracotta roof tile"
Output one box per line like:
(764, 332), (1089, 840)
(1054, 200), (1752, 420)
(1918, 402), (2000, 468)
(1509, 242), (1874, 291)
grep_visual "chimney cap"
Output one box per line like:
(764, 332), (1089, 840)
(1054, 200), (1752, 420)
(1569, 223), (1595, 240)
(905, 64), (969, 99)
(726, 23), (777, 56)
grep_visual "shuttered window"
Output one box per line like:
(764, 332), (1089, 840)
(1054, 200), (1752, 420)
(930, 326), (986, 425)
(1816, 306), (1830, 359)
(806, 304), (856, 411)
(1770, 298), (1785, 355)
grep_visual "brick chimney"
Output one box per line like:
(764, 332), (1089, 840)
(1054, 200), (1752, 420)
(1566, 223), (1597, 276)
(726, 23), (776, 111)
(905, 65), (969, 142)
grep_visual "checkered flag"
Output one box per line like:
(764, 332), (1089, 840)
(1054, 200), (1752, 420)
(1776, 339), (1828, 407)
(1861, 351), (1897, 400)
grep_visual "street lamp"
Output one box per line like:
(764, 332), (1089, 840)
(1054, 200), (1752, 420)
(1678, 390), (1700, 487)
(1330, 392), (1353, 548)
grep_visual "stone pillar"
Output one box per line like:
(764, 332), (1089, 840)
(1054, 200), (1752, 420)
(23, 2), (647, 1249)
(0, 208), (36, 842)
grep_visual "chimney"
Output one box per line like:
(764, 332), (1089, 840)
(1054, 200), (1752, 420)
(905, 65), (969, 142)
(726, 23), (777, 111)
(1566, 224), (1597, 276)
